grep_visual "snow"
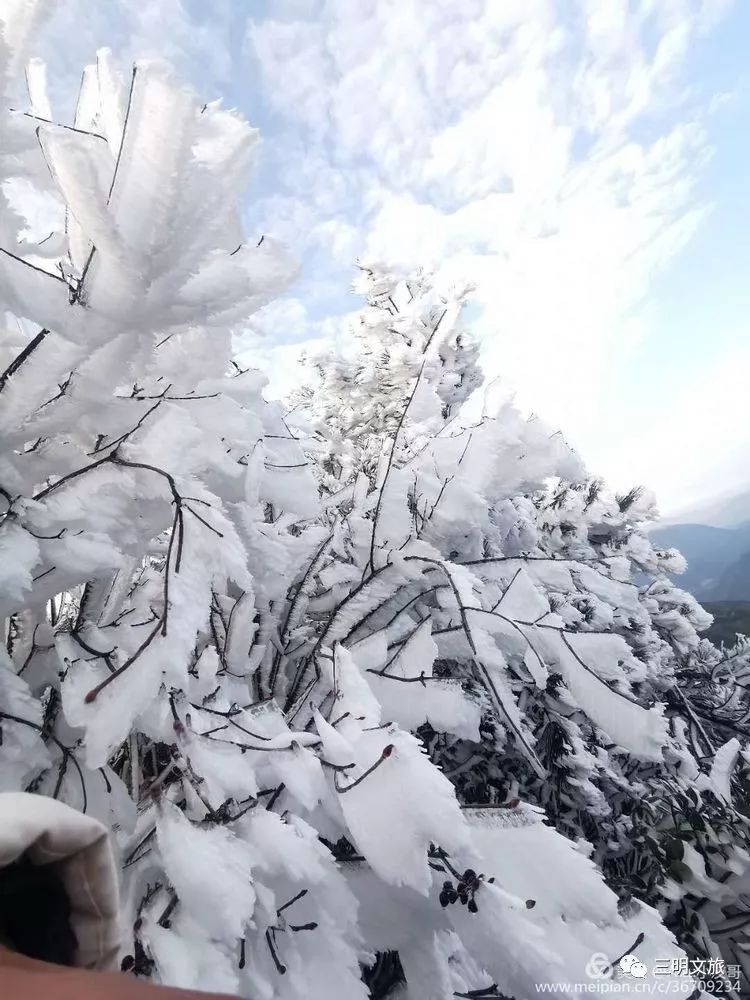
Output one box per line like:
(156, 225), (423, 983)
(330, 643), (382, 724)
(459, 806), (695, 997)
(0, 23), (737, 997)
(0, 522), (39, 609)
(329, 726), (470, 894)
(494, 566), (550, 622)
(534, 626), (668, 761)
(156, 801), (256, 940)
(0, 650), (51, 790)
(709, 737), (742, 803)
(368, 671), (481, 740)
(571, 564), (640, 613)
(142, 920), (241, 995)
(381, 618), (437, 679)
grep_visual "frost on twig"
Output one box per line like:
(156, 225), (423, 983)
(0, 13), (746, 999)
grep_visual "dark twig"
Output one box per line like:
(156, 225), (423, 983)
(0, 328), (49, 394)
(2, 711), (87, 811)
(265, 928), (286, 975)
(9, 107), (106, 140)
(335, 745), (394, 793)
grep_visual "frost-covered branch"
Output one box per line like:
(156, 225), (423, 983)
(0, 18), (743, 999)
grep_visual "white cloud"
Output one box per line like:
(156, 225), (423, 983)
(21, 0), (742, 509)
(246, 0), (731, 499)
(237, 300), (353, 401)
(593, 343), (750, 513)
(35, 0), (235, 115)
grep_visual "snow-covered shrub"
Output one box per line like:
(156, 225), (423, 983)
(293, 264), (750, 992)
(0, 6), (744, 998)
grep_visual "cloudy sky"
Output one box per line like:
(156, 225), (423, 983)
(33, 0), (750, 514)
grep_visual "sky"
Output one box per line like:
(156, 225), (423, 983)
(30, 0), (750, 516)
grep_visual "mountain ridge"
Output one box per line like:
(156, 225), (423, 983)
(661, 487), (750, 529)
(650, 500), (750, 602)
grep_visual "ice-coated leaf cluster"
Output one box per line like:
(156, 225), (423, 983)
(2, 5), (750, 998)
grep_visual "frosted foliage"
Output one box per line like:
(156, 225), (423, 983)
(329, 727), (469, 894)
(0, 11), (743, 999)
(534, 628), (668, 761)
(292, 265), (483, 496)
(156, 803), (256, 940)
(285, 255), (745, 991)
(0, 650), (50, 789)
(708, 738), (742, 804)
(368, 671), (482, 740)
(445, 808), (695, 997)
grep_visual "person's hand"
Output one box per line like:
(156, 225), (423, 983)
(0, 947), (240, 1000)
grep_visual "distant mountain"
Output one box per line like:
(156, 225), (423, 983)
(702, 601), (750, 646)
(649, 521), (750, 601)
(650, 487), (750, 636)
(650, 489), (750, 604)
(663, 489), (750, 529)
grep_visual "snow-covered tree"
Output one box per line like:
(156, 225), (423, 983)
(482, 482), (750, 980)
(0, 8), (737, 1000)
(0, 22), (369, 998)
(666, 635), (750, 985)
(291, 266), (482, 497)
(293, 265), (750, 993)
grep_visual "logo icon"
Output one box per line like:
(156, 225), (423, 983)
(619, 954), (648, 979)
(585, 953), (612, 980)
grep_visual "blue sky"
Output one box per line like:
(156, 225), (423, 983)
(35, 0), (750, 514)
(597, 3), (750, 510)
